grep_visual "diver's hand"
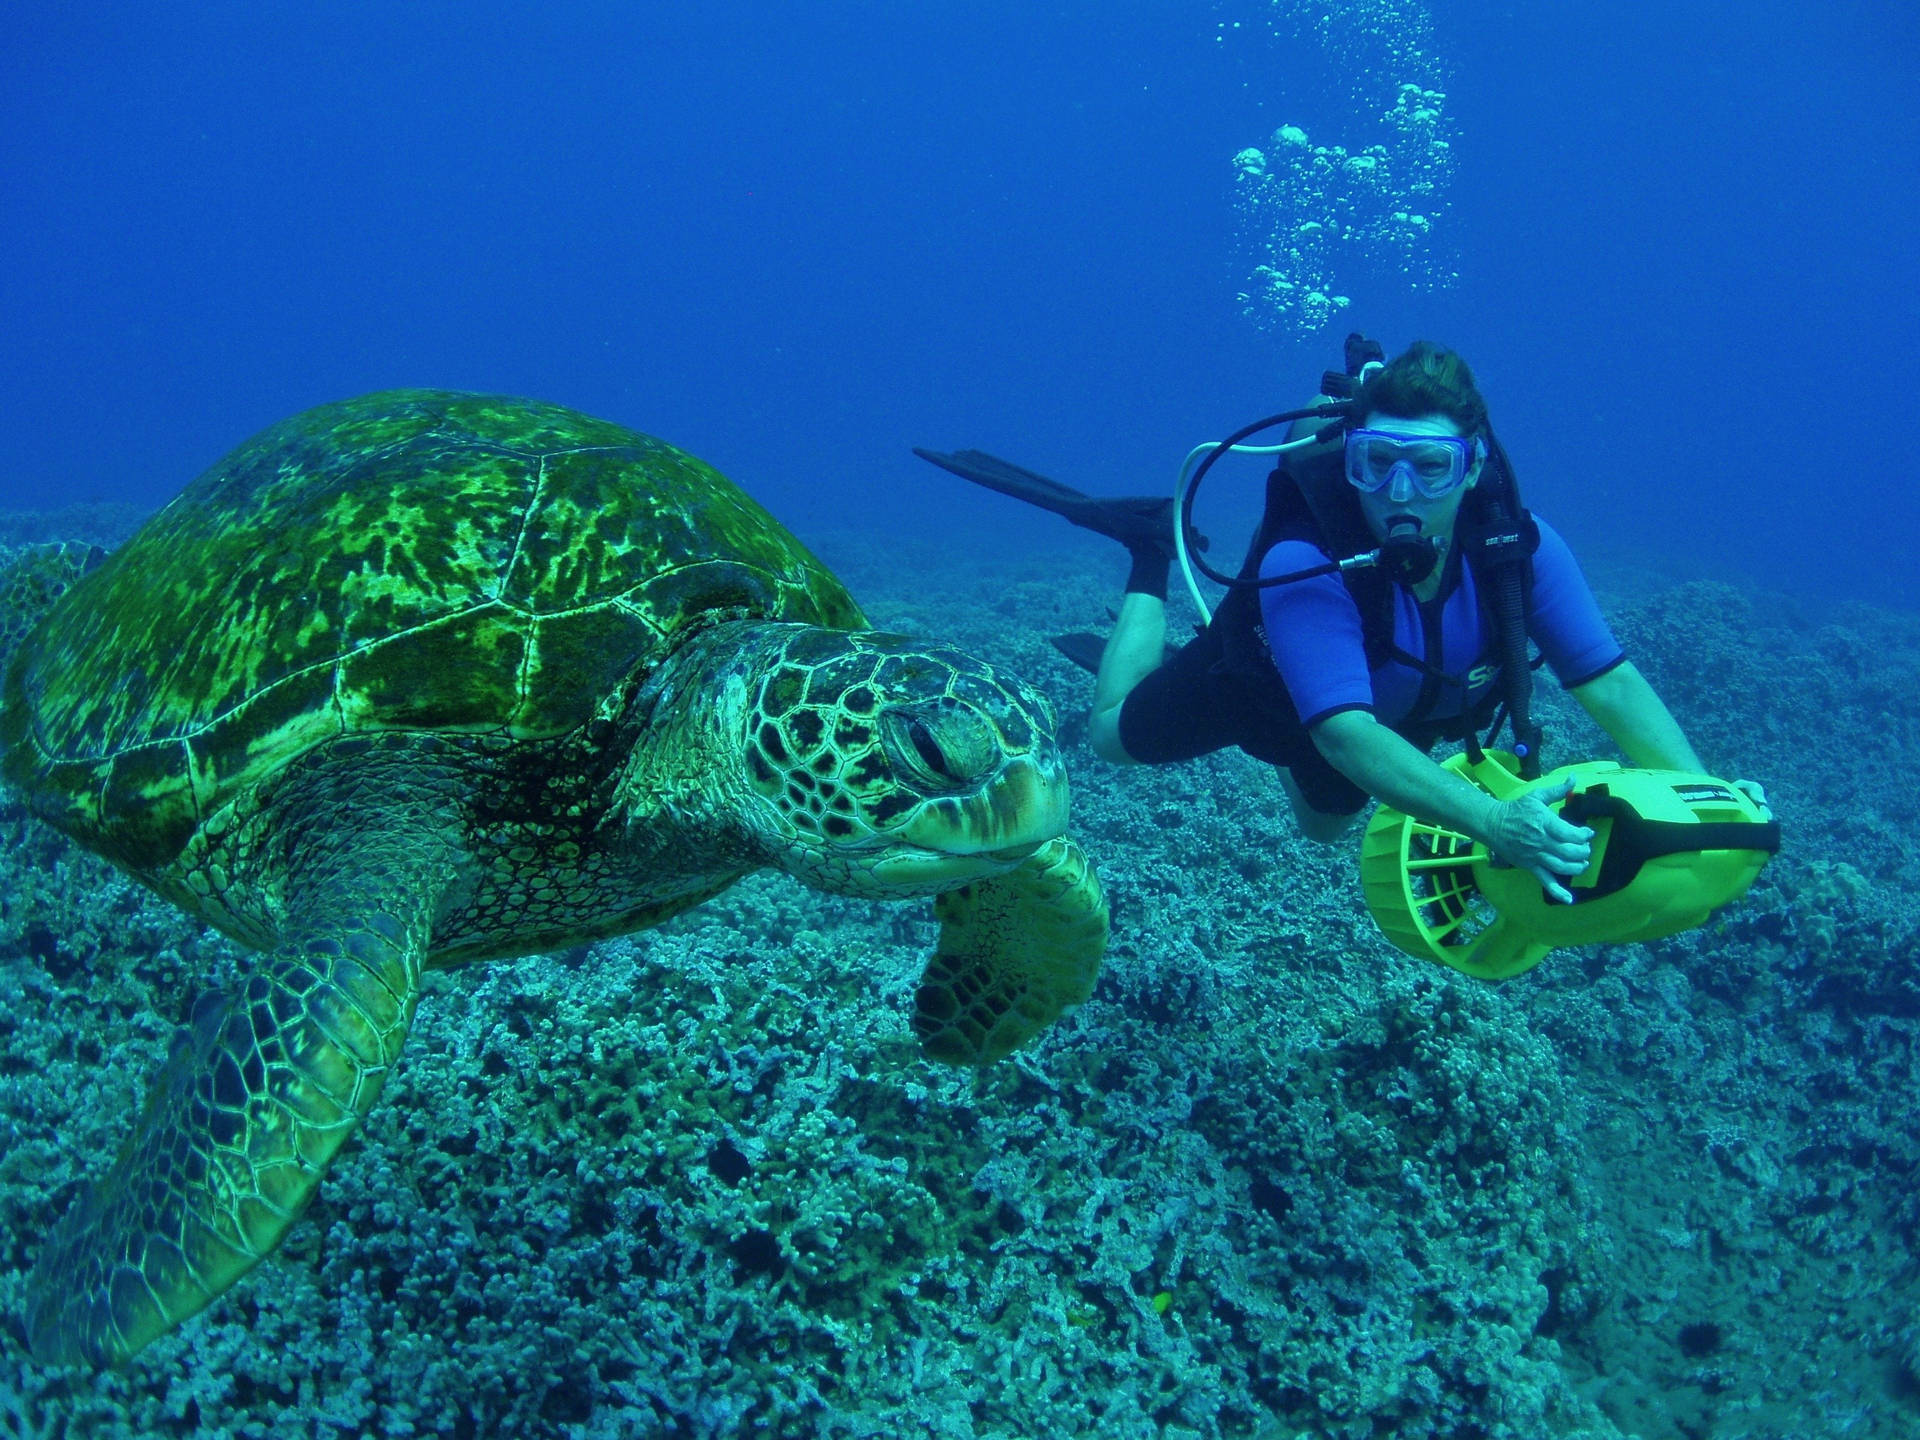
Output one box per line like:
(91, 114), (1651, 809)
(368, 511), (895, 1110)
(1485, 775), (1594, 905)
(1733, 778), (1772, 820)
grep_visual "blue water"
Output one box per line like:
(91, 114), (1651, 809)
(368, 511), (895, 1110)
(4, 0), (1916, 605)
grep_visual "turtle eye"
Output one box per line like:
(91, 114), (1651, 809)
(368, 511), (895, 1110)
(884, 709), (992, 791)
(907, 719), (958, 782)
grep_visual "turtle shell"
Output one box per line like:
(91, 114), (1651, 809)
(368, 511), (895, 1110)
(2, 389), (864, 871)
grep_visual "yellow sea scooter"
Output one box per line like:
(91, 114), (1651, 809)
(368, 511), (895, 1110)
(1362, 752), (1780, 979)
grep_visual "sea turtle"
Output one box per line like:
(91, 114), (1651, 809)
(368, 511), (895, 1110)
(3, 389), (1107, 1368)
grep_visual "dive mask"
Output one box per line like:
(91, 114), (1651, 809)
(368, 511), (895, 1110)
(1344, 428), (1483, 500)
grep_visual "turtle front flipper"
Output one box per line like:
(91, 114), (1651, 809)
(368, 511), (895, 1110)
(24, 801), (458, 1368)
(914, 837), (1108, 1066)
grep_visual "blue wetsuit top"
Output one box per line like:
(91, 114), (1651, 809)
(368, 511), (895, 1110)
(1257, 515), (1624, 730)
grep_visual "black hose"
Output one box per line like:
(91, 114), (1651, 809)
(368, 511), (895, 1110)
(1477, 431), (1542, 778)
(1179, 402), (1351, 589)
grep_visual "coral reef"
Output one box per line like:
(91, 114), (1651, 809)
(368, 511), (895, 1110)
(0, 521), (1914, 1438)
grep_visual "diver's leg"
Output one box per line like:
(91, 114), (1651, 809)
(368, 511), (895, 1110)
(1278, 768), (1360, 844)
(1088, 593), (1167, 763)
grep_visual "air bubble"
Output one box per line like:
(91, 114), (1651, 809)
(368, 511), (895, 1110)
(1230, 0), (1460, 338)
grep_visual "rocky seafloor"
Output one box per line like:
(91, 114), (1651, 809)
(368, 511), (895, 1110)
(0, 512), (1916, 1440)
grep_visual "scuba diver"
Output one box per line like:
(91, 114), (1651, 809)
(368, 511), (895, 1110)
(919, 337), (1770, 903)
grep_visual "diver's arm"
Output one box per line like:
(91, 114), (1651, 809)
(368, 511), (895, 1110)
(1311, 710), (1594, 902)
(1569, 662), (1771, 816)
(1568, 661), (1703, 771)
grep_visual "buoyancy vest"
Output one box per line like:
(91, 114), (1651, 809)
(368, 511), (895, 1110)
(1210, 430), (1546, 765)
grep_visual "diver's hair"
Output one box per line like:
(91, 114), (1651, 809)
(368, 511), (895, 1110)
(1356, 340), (1488, 437)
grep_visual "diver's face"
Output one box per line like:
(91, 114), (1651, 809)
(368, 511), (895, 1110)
(1353, 411), (1482, 547)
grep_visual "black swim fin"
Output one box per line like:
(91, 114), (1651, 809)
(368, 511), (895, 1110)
(1049, 631), (1181, 675)
(1049, 632), (1108, 675)
(914, 448), (1181, 558)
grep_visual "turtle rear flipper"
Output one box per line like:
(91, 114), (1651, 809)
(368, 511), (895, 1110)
(914, 837), (1108, 1067)
(25, 801), (456, 1368)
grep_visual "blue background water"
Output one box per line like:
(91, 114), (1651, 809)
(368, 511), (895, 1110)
(5, 0), (1915, 606)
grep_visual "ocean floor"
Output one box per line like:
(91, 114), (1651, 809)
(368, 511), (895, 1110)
(1, 513), (1917, 1439)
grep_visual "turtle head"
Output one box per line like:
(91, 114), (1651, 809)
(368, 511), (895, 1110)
(733, 627), (1069, 898)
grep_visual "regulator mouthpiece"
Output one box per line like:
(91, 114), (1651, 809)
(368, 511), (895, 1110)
(1376, 519), (1438, 585)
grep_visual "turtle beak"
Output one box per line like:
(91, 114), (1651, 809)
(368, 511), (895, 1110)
(900, 756), (1068, 856)
(865, 758), (1069, 890)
